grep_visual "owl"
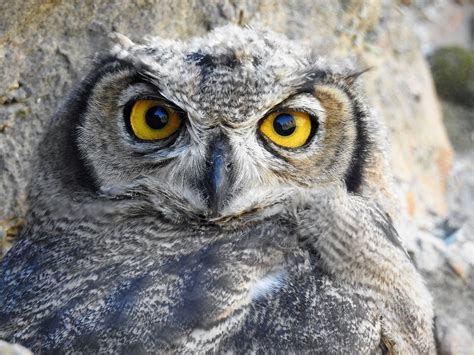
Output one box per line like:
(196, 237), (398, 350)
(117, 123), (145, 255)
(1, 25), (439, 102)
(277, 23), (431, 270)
(0, 25), (435, 354)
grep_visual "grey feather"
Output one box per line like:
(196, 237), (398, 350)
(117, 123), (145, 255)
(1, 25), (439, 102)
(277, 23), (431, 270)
(0, 25), (435, 354)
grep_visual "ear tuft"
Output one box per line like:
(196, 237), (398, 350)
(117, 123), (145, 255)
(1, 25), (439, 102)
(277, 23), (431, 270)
(108, 32), (135, 58)
(343, 67), (373, 86)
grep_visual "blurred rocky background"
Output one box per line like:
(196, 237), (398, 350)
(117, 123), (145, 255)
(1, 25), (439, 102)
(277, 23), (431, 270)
(0, 0), (472, 353)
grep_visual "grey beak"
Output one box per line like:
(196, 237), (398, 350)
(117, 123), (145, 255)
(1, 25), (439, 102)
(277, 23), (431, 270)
(204, 135), (232, 216)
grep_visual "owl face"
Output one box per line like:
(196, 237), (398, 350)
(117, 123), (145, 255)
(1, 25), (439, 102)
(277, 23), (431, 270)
(75, 25), (370, 221)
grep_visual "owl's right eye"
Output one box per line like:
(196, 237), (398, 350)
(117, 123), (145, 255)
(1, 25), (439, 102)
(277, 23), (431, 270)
(129, 100), (182, 141)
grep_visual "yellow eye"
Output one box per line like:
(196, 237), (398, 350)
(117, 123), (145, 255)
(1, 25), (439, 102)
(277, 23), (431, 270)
(260, 111), (314, 148)
(130, 100), (182, 141)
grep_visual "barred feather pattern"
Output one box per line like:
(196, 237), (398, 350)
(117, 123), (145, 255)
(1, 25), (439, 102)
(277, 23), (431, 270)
(295, 187), (436, 354)
(0, 25), (436, 354)
(0, 185), (435, 353)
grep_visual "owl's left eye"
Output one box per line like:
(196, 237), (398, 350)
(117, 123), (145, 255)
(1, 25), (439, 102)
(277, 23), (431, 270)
(129, 100), (182, 141)
(259, 111), (315, 148)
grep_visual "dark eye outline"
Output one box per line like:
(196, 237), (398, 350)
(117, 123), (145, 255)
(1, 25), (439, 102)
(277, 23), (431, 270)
(257, 109), (319, 152)
(123, 96), (187, 145)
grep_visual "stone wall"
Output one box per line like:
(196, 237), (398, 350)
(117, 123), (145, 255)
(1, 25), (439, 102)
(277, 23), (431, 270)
(0, 1), (452, 247)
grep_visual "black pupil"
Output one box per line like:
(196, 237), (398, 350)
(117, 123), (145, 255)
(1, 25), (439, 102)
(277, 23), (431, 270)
(145, 106), (169, 130)
(273, 114), (296, 136)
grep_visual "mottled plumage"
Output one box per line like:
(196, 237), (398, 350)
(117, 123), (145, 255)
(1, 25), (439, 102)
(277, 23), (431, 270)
(0, 25), (435, 353)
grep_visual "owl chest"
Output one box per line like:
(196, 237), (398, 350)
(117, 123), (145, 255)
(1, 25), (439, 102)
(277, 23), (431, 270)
(2, 222), (379, 353)
(224, 267), (382, 354)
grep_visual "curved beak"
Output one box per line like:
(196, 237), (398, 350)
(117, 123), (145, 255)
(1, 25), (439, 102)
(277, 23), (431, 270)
(204, 135), (232, 217)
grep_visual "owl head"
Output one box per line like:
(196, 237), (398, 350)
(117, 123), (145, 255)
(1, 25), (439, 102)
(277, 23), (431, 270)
(32, 25), (392, 225)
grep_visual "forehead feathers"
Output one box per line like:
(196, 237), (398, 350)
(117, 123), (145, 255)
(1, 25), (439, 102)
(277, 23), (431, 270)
(112, 25), (315, 124)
